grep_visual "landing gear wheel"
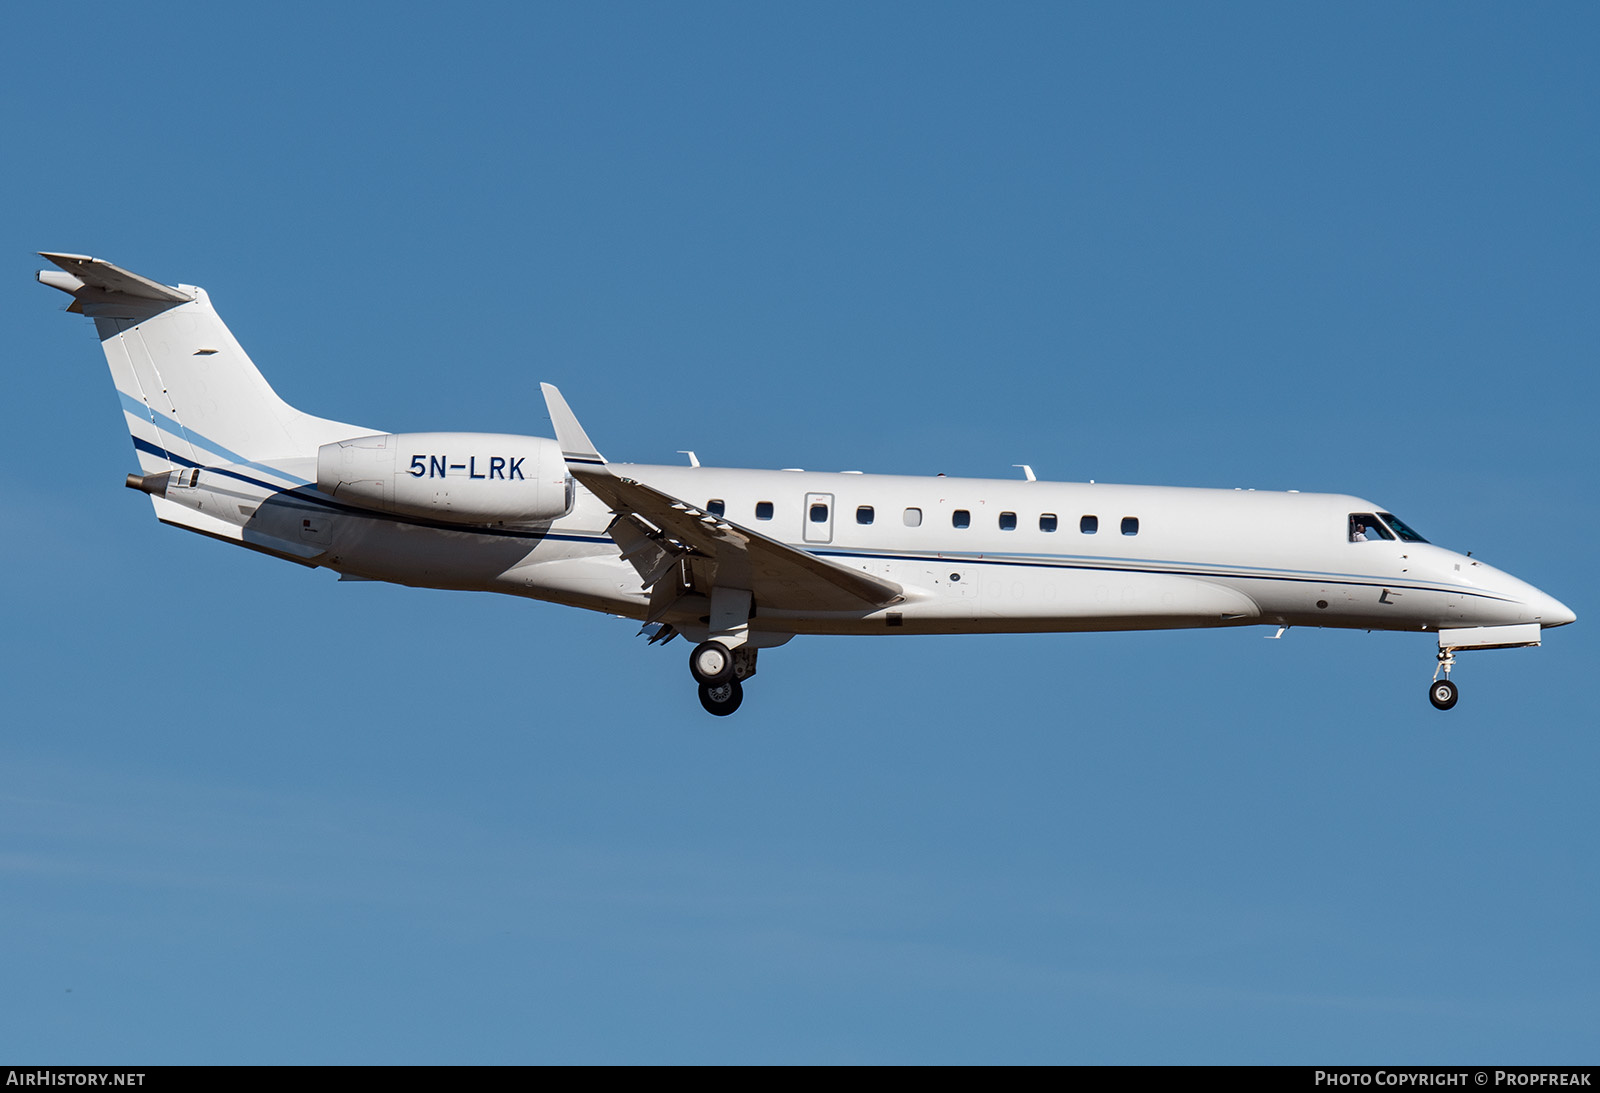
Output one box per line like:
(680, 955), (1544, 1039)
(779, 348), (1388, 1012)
(1429, 678), (1459, 711)
(689, 641), (734, 685)
(698, 678), (744, 716)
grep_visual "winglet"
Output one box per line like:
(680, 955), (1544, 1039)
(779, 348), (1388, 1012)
(540, 383), (606, 466)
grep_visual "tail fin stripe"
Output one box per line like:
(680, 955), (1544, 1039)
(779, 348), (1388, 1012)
(129, 438), (297, 495)
(118, 391), (311, 486)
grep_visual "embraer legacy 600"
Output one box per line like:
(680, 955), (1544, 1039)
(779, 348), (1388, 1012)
(39, 253), (1575, 716)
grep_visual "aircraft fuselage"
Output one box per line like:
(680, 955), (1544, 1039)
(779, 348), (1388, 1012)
(152, 457), (1569, 640)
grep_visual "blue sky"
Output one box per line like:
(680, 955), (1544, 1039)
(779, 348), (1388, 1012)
(3, 3), (1595, 1063)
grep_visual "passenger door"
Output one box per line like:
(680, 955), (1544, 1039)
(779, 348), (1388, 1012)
(803, 492), (834, 544)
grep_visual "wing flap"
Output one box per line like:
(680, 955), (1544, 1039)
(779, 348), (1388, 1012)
(575, 468), (904, 612)
(540, 382), (902, 612)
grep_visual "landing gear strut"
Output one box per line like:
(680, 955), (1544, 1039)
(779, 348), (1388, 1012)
(1429, 649), (1459, 711)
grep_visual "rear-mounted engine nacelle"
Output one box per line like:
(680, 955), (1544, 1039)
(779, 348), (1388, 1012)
(317, 433), (573, 525)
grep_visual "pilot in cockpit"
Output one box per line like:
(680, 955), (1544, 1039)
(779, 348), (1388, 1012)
(1349, 514), (1395, 542)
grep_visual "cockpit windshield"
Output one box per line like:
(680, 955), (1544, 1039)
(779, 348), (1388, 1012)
(1349, 513), (1395, 542)
(1377, 512), (1429, 543)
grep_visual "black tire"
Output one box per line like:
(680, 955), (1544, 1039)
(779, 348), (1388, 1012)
(698, 678), (744, 716)
(1429, 679), (1459, 711)
(689, 641), (734, 685)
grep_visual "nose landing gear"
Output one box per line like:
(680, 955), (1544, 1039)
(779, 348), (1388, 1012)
(1429, 649), (1459, 710)
(1424, 623), (1545, 711)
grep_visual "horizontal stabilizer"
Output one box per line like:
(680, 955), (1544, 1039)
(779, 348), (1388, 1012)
(38, 252), (193, 303)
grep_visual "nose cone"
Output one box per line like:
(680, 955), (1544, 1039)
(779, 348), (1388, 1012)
(1535, 591), (1577, 628)
(1449, 553), (1576, 628)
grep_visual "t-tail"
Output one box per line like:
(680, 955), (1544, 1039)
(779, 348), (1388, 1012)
(39, 252), (374, 557)
(38, 252), (367, 480)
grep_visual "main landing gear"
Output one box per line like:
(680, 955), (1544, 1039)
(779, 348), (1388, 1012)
(1428, 648), (1459, 711)
(690, 640), (757, 717)
(698, 678), (744, 716)
(689, 641), (733, 686)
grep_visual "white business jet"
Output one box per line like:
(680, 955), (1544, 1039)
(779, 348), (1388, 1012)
(39, 253), (1575, 716)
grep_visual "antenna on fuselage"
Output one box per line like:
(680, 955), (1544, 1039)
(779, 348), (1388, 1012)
(1013, 464), (1036, 482)
(677, 451), (700, 468)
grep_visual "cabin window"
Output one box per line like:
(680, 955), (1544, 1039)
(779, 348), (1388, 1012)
(1349, 513), (1394, 542)
(1121, 517), (1139, 536)
(810, 503), (829, 524)
(1080, 515), (1098, 534)
(857, 505), (875, 525)
(999, 511), (1017, 531)
(952, 509), (971, 529)
(903, 507), (922, 527)
(755, 501), (773, 521)
(1040, 513), (1058, 532)
(1378, 512), (1428, 543)
(707, 499), (725, 517)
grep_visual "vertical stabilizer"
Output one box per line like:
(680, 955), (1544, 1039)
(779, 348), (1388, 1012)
(39, 253), (370, 476)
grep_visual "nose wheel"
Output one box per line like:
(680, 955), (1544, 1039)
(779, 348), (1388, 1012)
(1429, 678), (1459, 710)
(1428, 649), (1459, 710)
